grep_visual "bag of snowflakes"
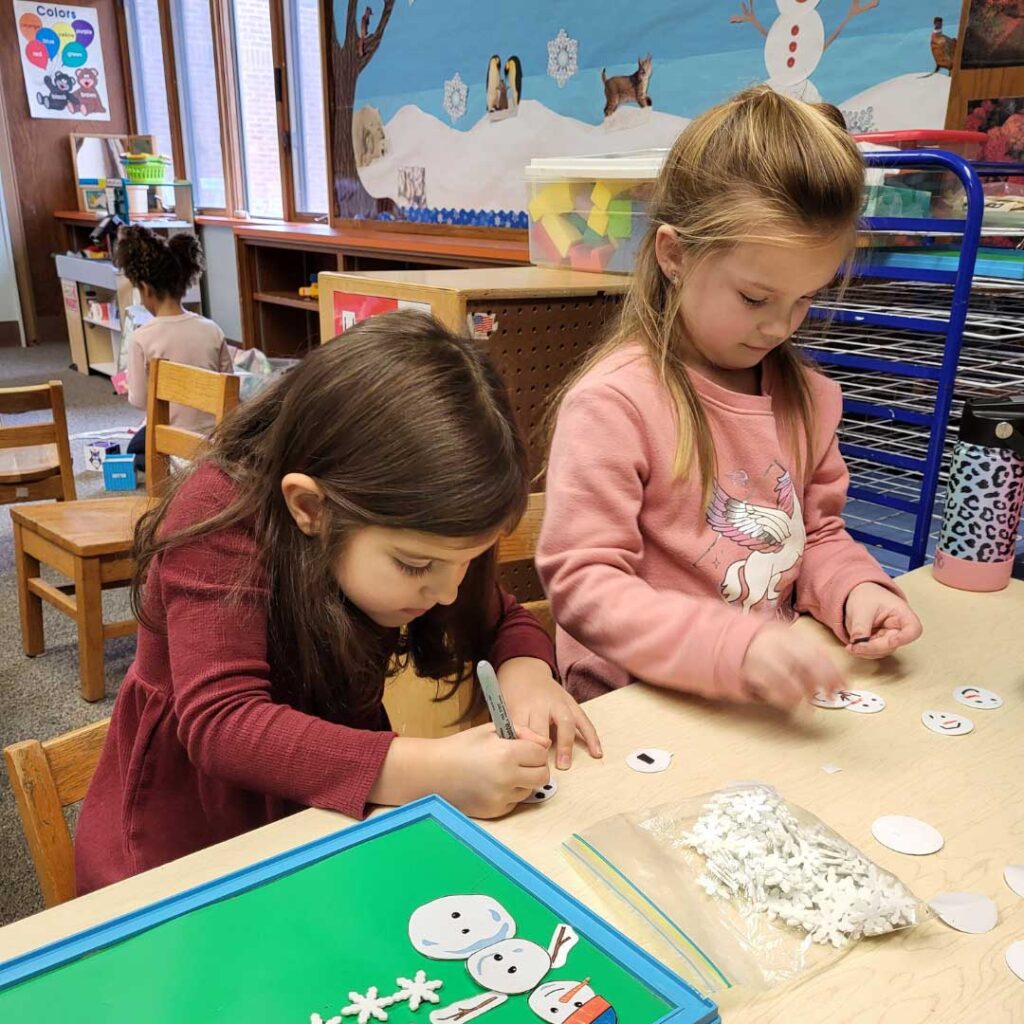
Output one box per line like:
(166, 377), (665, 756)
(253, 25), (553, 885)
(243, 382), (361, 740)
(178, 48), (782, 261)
(564, 783), (932, 996)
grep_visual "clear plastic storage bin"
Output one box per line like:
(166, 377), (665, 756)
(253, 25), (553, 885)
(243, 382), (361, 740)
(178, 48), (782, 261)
(525, 152), (665, 274)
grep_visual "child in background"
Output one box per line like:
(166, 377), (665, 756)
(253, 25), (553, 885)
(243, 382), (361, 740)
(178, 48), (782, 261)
(537, 86), (922, 712)
(76, 312), (599, 894)
(113, 225), (233, 470)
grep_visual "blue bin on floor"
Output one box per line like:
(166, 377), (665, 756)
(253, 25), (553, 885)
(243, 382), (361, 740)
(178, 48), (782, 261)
(103, 454), (137, 491)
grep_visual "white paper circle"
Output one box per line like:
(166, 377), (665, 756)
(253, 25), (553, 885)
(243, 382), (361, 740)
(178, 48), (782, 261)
(953, 685), (1004, 710)
(810, 690), (848, 709)
(928, 892), (998, 934)
(626, 748), (673, 774)
(1005, 864), (1024, 899)
(521, 780), (557, 805)
(872, 814), (944, 855)
(921, 710), (975, 736)
(1006, 940), (1024, 983)
(842, 689), (886, 714)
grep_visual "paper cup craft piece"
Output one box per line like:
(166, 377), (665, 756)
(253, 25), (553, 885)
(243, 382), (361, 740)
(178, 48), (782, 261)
(522, 781), (557, 805)
(1007, 940), (1024, 983)
(953, 685), (1004, 710)
(928, 892), (998, 934)
(840, 690), (886, 714)
(871, 815), (944, 856)
(921, 710), (974, 736)
(1005, 864), (1024, 899)
(626, 748), (673, 773)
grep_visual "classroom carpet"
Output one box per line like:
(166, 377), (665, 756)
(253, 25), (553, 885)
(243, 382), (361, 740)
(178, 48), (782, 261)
(0, 341), (141, 928)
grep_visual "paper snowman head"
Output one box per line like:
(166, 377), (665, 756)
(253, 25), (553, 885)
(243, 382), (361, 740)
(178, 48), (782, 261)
(466, 938), (551, 994)
(842, 690), (886, 714)
(921, 710), (974, 736)
(408, 895), (515, 960)
(953, 685), (1003, 710)
(528, 980), (597, 1021)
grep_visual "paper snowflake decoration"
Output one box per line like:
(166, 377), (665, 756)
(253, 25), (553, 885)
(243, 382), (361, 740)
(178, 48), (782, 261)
(547, 29), (578, 88)
(392, 970), (443, 1010)
(443, 72), (468, 122)
(341, 987), (394, 1024)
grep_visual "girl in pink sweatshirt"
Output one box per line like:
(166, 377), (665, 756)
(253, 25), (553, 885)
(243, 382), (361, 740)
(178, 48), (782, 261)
(537, 87), (922, 711)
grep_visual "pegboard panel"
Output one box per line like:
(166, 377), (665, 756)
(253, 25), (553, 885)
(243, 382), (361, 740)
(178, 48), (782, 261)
(497, 559), (545, 603)
(467, 294), (624, 481)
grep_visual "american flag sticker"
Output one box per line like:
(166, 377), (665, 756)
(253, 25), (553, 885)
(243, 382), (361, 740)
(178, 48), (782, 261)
(468, 312), (498, 339)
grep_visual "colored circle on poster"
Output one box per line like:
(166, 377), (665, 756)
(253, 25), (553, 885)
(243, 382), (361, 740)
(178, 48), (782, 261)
(72, 19), (95, 47)
(62, 41), (88, 68)
(18, 12), (42, 40)
(25, 39), (48, 69)
(36, 27), (60, 59)
(53, 22), (76, 47)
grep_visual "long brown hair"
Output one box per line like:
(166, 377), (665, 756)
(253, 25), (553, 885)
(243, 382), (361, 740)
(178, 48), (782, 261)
(131, 311), (529, 724)
(550, 85), (864, 502)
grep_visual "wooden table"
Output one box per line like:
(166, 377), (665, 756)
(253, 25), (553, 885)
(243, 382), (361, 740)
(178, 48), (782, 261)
(2, 569), (1022, 1020)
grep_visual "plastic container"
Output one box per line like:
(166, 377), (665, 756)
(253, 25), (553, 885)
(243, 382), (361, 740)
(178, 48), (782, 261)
(103, 454), (137, 491)
(525, 151), (665, 274)
(120, 153), (173, 185)
(853, 130), (987, 160)
(126, 184), (149, 215)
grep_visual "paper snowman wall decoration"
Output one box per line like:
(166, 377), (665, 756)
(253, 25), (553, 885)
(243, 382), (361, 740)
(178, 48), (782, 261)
(529, 979), (618, 1024)
(408, 895), (596, 1023)
(732, 0), (879, 103)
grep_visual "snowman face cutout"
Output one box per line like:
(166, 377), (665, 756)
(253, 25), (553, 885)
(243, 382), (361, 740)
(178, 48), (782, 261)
(953, 685), (1003, 710)
(528, 980), (596, 1021)
(842, 690), (886, 714)
(922, 710), (974, 736)
(467, 938), (552, 995)
(409, 895), (514, 960)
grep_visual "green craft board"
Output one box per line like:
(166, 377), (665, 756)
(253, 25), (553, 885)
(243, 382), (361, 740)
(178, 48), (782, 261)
(0, 817), (671, 1021)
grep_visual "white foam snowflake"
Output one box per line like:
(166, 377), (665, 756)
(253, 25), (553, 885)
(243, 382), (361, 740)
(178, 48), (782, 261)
(443, 72), (468, 122)
(311, 1015), (341, 1024)
(341, 987), (394, 1024)
(392, 970), (443, 1010)
(547, 28), (578, 88)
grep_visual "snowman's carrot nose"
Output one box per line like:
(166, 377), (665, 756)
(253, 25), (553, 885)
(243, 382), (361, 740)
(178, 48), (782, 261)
(559, 979), (591, 1003)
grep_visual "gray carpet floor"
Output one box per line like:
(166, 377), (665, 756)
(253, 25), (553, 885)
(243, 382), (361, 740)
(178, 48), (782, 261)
(1, 341), (143, 926)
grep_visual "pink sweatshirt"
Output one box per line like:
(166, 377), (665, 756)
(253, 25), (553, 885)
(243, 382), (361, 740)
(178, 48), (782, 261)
(537, 344), (899, 703)
(127, 312), (233, 432)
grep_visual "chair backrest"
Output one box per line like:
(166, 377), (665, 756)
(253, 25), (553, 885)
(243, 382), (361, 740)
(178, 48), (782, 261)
(145, 357), (241, 496)
(4, 718), (110, 907)
(497, 491), (553, 637)
(0, 381), (76, 504)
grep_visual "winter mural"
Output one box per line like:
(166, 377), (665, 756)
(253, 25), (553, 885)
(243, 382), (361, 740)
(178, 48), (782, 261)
(326, 1), (962, 222)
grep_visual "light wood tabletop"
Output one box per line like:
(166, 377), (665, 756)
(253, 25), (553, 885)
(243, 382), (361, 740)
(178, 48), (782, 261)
(1, 568), (1022, 1021)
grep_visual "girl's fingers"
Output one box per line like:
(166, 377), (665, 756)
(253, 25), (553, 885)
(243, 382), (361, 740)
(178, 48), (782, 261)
(573, 705), (603, 759)
(552, 711), (576, 770)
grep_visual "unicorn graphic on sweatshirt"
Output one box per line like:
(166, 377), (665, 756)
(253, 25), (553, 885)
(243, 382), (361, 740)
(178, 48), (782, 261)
(706, 469), (805, 613)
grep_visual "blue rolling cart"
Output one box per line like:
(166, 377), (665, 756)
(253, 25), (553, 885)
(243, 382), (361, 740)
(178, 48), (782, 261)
(798, 150), (1024, 574)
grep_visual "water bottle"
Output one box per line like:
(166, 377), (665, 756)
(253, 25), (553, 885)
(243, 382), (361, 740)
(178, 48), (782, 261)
(933, 397), (1024, 592)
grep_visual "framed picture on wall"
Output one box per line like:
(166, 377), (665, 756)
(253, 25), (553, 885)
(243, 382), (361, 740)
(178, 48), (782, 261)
(962, 0), (1024, 69)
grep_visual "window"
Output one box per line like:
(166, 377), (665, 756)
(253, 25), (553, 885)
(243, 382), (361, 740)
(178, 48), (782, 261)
(285, 0), (328, 215)
(173, 0), (228, 210)
(231, 0), (284, 218)
(125, 0), (174, 162)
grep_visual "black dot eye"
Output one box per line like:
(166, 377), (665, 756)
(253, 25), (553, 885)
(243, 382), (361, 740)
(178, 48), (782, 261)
(508, 966), (517, 973)
(451, 912), (460, 919)
(461, 928), (469, 934)
(493, 954), (502, 961)
(574, 1002), (583, 1008)
(550, 1011), (558, 1016)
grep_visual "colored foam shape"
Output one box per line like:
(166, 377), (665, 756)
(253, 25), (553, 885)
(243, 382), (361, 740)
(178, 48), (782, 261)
(587, 206), (609, 236)
(566, 212), (588, 235)
(527, 181), (575, 221)
(540, 213), (582, 258)
(529, 222), (563, 266)
(582, 225), (606, 247)
(573, 190), (594, 216)
(591, 179), (629, 211)
(607, 198), (634, 239)
(607, 241), (636, 273)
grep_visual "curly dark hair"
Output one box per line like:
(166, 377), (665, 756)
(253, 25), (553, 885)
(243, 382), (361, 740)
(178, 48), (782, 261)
(113, 225), (205, 299)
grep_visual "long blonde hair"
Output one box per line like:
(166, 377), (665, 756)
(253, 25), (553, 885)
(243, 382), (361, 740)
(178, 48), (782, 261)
(552, 86), (864, 503)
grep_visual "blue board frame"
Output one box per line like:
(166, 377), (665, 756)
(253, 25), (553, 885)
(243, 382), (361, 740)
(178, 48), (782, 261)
(0, 795), (719, 1023)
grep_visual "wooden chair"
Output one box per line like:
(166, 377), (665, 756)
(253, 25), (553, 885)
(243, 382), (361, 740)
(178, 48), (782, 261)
(4, 718), (110, 908)
(0, 381), (76, 505)
(10, 361), (240, 701)
(383, 492), (553, 737)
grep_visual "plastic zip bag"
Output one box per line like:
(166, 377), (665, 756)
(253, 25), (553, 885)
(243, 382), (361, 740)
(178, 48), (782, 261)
(564, 783), (931, 996)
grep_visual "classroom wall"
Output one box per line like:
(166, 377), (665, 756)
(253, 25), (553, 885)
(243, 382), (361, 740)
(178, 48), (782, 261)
(200, 225), (242, 344)
(0, 0), (133, 341)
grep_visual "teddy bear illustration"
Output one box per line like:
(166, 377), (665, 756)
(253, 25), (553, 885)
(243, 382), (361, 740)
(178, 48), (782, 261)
(68, 68), (106, 116)
(37, 71), (75, 112)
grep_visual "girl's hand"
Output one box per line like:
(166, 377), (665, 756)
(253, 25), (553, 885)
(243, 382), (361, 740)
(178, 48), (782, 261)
(740, 623), (845, 711)
(497, 657), (603, 770)
(434, 723), (552, 818)
(844, 582), (923, 659)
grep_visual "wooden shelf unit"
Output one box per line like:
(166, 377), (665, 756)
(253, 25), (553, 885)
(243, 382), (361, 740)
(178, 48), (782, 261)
(234, 221), (531, 358)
